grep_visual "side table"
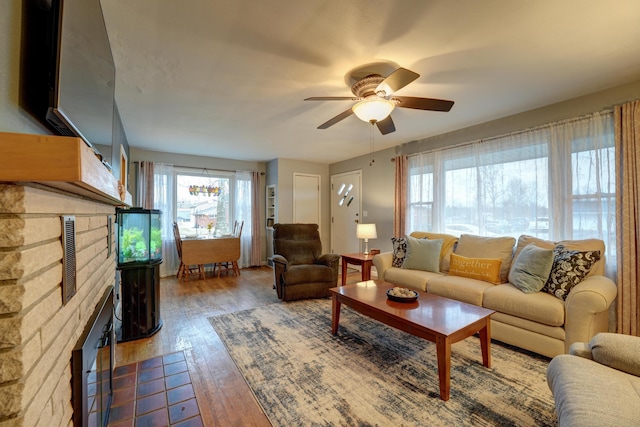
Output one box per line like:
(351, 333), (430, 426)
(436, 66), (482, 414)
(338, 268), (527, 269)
(341, 253), (374, 286)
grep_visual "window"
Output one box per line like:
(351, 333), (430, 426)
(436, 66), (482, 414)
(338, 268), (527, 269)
(175, 169), (234, 237)
(407, 110), (615, 274)
(570, 145), (616, 250)
(408, 169), (434, 230)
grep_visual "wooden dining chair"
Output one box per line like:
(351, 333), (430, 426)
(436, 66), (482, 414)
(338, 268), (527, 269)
(230, 220), (244, 275)
(172, 222), (203, 281)
(214, 220), (243, 277)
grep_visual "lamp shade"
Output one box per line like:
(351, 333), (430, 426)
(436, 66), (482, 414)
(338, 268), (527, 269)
(352, 98), (395, 123)
(356, 223), (377, 240)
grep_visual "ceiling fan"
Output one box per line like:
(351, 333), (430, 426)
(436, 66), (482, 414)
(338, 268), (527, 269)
(304, 67), (454, 135)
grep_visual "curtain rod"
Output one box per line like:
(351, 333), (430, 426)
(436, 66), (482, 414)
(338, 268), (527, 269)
(404, 108), (613, 159)
(133, 161), (265, 175)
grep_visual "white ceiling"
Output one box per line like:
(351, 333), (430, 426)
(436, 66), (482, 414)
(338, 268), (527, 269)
(101, 0), (640, 164)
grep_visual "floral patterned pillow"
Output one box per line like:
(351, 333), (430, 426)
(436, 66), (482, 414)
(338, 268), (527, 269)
(391, 237), (407, 267)
(543, 245), (601, 300)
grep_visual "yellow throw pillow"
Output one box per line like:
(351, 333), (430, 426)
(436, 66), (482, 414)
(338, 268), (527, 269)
(449, 253), (502, 284)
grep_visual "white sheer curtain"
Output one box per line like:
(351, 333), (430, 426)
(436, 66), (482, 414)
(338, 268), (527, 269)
(407, 110), (615, 276)
(153, 163), (178, 277)
(235, 170), (253, 268)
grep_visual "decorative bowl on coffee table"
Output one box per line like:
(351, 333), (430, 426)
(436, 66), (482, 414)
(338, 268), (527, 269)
(386, 288), (419, 303)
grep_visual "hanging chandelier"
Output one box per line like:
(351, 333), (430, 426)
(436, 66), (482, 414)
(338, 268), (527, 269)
(188, 185), (221, 196)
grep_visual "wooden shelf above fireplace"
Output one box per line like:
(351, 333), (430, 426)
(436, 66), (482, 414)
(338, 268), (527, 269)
(0, 132), (127, 206)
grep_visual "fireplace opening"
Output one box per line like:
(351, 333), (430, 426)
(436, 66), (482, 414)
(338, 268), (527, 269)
(72, 286), (115, 427)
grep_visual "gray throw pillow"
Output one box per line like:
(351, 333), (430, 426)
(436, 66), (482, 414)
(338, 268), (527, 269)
(508, 244), (554, 293)
(401, 236), (443, 273)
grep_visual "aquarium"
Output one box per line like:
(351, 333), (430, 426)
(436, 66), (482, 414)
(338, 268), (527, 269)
(116, 208), (162, 265)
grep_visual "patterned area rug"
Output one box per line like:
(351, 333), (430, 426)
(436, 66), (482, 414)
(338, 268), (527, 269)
(209, 298), (558, 426)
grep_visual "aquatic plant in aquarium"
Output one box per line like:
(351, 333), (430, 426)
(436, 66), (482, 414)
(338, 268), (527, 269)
(116, 208), (163, 265)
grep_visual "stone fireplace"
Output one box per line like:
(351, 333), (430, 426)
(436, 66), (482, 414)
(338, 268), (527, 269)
(0, 132), (125, 427)
(0, 183), (119, 426)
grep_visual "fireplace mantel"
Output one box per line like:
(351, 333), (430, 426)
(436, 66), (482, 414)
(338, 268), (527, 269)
(0, 132), (127, 206)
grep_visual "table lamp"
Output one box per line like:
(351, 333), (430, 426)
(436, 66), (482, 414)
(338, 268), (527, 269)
(356, 223), (377, 255)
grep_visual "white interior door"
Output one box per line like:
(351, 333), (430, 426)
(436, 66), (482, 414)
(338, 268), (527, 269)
(331, 170), (361, 255)
(293, 173), (320, 226)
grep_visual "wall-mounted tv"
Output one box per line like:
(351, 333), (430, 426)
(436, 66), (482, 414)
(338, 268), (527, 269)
(20, 0), (116, 162)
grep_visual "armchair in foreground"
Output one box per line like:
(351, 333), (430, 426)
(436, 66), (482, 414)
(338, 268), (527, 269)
(547, 333), (640, 426)
(271, 223), (340, 301)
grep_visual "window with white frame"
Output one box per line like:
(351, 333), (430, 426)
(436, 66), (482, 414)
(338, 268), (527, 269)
(174, 168), (235, 237)
(407, 110), (615, 274)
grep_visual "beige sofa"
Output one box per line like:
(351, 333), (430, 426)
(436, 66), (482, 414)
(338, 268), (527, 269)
(372, 232), (617, 358)
(547, 333), (640, 426)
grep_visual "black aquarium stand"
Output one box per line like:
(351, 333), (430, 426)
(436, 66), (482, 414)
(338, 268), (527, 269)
(117, 261), (162, 342)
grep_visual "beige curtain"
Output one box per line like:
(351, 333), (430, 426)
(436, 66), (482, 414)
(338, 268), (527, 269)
(136, 161), (154, 209)
(394, 155), (407, 237)
(614, 100), (640, 336)
(250, 171), (261, 266)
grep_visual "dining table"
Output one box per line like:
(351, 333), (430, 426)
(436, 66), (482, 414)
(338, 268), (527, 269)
(180, 234), (241, 279)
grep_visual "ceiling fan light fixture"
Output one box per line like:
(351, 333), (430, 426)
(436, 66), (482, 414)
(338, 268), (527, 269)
(352, 98), (395, 123)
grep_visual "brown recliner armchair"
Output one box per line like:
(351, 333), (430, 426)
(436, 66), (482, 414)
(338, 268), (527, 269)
(271, 223), (340, 301)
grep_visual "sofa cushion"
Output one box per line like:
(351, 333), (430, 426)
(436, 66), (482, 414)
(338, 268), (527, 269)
(427, 275), (494, 306)
(483, 283), (565, 327)
(391, 237), (408, 267)
(449, 253), (502, 284)
(556, 238), (606, 277)
(409, 232), (458, 272)
(514, 235), (606, 277)
(544, 245), (601, 300)
(508, 244), (555, 293)
(384, 267), (442, 292)
(491, 312), (566, 341)
(402, 236), (442, 272)
(512, 235), (555, 262)
(454, 234), (516, 283)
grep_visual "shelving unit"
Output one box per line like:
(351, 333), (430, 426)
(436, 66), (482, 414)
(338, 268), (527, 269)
(266, 184), (276, 266)
(266, 184), (276, 227)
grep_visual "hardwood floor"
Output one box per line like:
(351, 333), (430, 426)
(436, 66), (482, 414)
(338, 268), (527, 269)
(114, 266), (365, 426)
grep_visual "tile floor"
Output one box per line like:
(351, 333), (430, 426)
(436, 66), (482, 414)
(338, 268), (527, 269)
(106, 350), (203, 427)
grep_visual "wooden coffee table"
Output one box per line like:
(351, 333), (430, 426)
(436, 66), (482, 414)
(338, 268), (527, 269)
(329, 280), (495, 401)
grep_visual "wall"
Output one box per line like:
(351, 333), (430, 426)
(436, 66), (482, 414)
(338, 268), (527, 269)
(0, 184), (116, 427)
(1, 0), (50, 136)
(328, 147), (397, 253)
(403, 79), (640, 155)
(330, 79), (640, 253)
(267, 158), (331, 252)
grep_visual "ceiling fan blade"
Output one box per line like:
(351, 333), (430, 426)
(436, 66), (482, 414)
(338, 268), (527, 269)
(376, 67), (420, 95)
(317, 108), (354, 129)
(393, 96), (454, 112)
(305, 96), (358, 101)
(376, 115), (395, 135)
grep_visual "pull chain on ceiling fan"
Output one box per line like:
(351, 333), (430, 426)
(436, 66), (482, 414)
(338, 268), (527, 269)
(369, 121), (375, 166)
(305, 67), (454, 135)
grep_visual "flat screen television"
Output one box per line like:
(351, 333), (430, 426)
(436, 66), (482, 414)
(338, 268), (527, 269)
(20, 0), (116, 160)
